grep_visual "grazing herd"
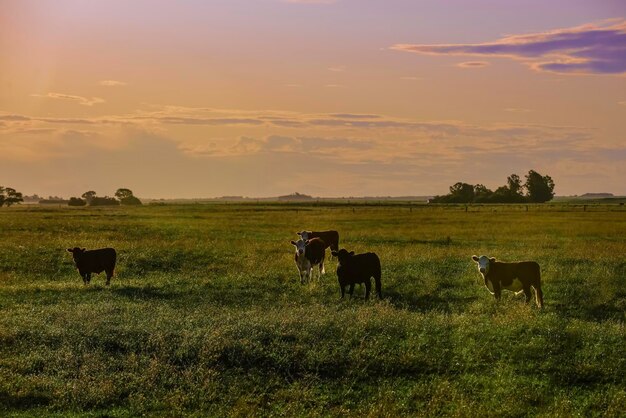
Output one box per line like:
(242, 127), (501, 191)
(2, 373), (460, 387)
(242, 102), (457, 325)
(66, 230), (544, 308)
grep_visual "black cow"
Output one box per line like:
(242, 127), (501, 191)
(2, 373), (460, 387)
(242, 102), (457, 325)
(67, 247), (117, 285)
(331, 248), (382, 299)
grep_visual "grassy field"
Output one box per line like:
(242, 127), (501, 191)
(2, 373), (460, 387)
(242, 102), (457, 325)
(0, 203), (624, 416)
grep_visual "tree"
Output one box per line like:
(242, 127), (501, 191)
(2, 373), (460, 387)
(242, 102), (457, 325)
(0, 186), (24, 207)
(507, 174), (523, 195)
(115, 188), (142, 205)
(473, 184), (494, 203)
(525, 170), (555, 203)
(81, 191), (96, 204)
(114, 188), (133, 200)
(448, 182), (475, 203)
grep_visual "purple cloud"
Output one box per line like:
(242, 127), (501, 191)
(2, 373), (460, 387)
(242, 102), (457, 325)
(392, 19), (626, 75)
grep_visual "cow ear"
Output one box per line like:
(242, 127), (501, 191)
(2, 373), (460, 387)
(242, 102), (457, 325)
(81, 248), (86, 252)
(472, 255), (479, 261)
(490, 257), (496, 263)
(290, 240), (297, 245)
(296, 232), (303, 236)
(67, 248), (73, 253)
(331, 251), (337, 256)
(350, 251), (355, 256)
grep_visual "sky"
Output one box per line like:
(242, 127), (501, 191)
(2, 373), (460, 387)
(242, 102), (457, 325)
(1, 0), (625, 198)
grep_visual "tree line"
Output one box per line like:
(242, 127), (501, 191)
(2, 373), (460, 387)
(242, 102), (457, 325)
(69, 189), (142, 206)
(430, 170), (555, 204)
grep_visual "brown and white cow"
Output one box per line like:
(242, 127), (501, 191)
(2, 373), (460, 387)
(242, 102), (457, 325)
(297, 230), (339, 256)
(291, 238), (326, 284)
(471, 255), (544, 308)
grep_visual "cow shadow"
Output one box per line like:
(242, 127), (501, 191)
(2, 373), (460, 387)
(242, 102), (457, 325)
(384, 284), (478, 313)
(0, 390), (51, 410)
(111, 285), (178, 301)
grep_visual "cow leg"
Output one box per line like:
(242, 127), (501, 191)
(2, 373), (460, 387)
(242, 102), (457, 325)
(105, 269), (113, 286)
(364, 278), (371, 300)
(82, 273), (88, 285)
(340, 284), (346, 299)
(348, 284), (355, 298)
(493, 282), (501, 302)
(534, 286), (544, 309)
(523, 284), (532, 304)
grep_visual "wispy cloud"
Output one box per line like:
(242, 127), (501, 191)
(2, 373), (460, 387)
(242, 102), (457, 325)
(99, 80), (127, 87)
(392, 19), (626, 75)
(3, 106), (622, 195)
(328, 65), (346, 72)
(31, 92), (105, 106)
(456, 61), (489, 68)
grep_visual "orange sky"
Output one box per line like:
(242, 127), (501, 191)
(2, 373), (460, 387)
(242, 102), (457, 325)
(1, 0), (625, 198)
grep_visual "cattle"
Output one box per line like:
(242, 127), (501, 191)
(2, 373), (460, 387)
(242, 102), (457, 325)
(331, 249), (382, 299)
(67, 247), (117, 285)
(290, 238), (326, 284)
(471, 255), (544, 308)
(297, 230), (339, 256)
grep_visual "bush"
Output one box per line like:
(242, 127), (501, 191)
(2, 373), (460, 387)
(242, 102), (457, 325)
(90, 196), (120, 206)
(120, 196), (142, 206)
(68, 197), (87, 207)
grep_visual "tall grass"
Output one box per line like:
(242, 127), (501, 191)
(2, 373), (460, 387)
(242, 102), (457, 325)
(0, 204), (624, 416)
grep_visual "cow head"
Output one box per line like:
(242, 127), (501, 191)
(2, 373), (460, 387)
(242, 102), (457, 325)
(67, 247), (86, 261)
(291, 239), (307, 256)
(331, 249), (355, 263)
(472, 255), (496, 275)
(296, 231), (310, 241)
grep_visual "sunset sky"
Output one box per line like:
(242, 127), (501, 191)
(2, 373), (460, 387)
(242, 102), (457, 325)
(1, 0), (625, 198)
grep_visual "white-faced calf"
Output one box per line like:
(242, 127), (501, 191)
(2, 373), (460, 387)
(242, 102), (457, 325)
(290, 238), (326, 284)
(332, 249), (382, 299)
(67, 247), (117, 285)
(471, 255), (543, 308)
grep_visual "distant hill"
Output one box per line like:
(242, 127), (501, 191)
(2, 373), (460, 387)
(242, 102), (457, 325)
(579, 193), (614, 198)
(278, 192), (313, 201)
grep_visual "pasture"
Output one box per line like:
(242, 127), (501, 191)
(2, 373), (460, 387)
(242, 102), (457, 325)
(0, 203), (624, 416)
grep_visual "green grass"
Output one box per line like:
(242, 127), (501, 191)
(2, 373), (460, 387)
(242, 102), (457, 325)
(0, 203), (624, 416)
